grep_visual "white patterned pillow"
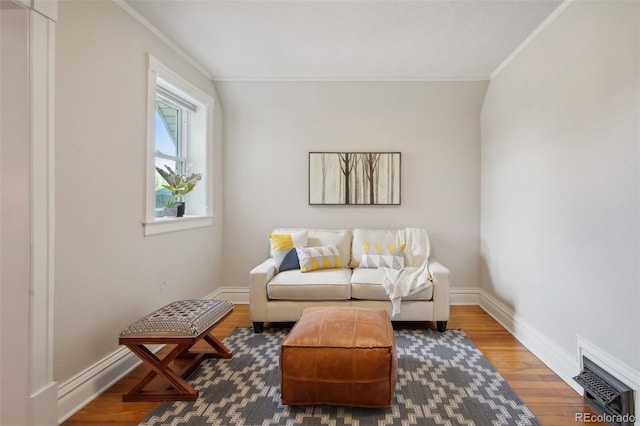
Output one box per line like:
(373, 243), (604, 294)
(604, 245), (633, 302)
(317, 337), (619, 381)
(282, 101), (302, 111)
(360, 242), (405, 269)
(296, 245), (343, 273)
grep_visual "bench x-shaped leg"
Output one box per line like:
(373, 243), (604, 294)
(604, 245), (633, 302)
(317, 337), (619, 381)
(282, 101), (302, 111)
(123, 334), (232, 402)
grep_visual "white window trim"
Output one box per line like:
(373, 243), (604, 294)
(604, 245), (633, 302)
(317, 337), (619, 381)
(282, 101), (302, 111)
(143, 54), (214, 236)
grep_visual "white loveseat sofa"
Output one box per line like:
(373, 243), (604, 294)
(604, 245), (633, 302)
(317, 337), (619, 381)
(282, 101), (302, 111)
(249, 228), (450, 333)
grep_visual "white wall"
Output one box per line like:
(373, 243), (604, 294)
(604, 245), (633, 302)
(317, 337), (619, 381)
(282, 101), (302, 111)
(54, 0), (224, 386)
(481, 0), (639, 374)
(219, 81), (487, 291)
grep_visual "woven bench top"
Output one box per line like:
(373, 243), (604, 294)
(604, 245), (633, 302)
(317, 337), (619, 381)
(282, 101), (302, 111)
(120, 299), (233, 337)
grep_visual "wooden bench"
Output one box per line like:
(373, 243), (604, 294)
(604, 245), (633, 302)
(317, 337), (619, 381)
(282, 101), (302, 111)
(119, 299), (233, 402)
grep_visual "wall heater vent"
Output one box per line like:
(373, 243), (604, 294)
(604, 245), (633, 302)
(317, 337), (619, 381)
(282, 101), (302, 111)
(573, 357), (635, 426)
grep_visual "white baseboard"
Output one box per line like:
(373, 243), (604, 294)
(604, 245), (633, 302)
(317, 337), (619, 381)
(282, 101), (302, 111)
(57, 344), (156, 424)
(56, 290), (228, 424)
(479, 290), (578, 389)
(450, 287), (481, 305)
(210, 286), (249, 304)
(479, 288), (640, 418)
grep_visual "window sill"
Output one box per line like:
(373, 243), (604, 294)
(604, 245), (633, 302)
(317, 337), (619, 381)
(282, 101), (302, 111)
(143, 215), (213, 236)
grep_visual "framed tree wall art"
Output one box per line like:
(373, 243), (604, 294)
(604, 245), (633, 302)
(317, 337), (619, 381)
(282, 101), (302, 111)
(309, 152), (401, 205)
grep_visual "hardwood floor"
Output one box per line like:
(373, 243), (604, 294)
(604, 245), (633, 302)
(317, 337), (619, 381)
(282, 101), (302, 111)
(62, 304), (604, 425)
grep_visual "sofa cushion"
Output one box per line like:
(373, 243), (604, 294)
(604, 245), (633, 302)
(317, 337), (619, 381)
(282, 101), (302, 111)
(273, 229), (352, 267)
(350, 268), (433, 301)
(269, 231), (308, 272)
(268, 268), (352, 300)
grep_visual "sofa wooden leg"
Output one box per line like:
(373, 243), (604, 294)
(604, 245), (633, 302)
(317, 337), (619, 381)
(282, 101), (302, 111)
(436, 321), (447, 332)
(253, 322), (264, 333)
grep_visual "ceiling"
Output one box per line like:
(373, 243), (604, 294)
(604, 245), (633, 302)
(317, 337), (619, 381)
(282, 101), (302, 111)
(124, 0), (564, 81)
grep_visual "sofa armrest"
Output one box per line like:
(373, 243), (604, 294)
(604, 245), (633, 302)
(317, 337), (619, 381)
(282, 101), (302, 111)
(249, 258), (277, 321)
(428, 259), (450, 321)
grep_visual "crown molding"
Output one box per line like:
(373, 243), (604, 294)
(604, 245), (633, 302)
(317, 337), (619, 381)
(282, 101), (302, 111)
(212, 75), (490, 83)
(114, 0), (569, 84)
(112, 0), (212, 81)
(491, 0), (574, 80)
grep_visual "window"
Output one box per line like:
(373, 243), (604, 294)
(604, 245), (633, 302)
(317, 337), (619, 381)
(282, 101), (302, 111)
(144, 55), (213, 236)
(154, 89), (193, 214)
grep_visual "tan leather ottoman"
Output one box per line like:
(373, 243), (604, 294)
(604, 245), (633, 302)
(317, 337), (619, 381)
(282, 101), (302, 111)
(280, 306), (397, 408)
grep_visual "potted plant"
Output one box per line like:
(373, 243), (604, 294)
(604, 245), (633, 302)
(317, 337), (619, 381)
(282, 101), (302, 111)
(163, 198), (178, 218)
(156, 165), (202, 217)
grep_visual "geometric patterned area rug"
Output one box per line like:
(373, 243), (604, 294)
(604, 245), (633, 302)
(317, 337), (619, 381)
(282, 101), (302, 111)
(140, 328), (539, 426)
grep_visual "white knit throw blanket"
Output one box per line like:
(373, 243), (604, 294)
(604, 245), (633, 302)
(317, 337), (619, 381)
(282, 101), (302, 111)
(382, 228), (433, 316)
(382, 261), (432, 316)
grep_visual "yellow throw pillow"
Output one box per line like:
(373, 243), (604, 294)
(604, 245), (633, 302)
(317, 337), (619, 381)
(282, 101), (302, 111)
(360, 241), (405, 269)
(269, 231), (307, 272)
(295, 245), (342, 273)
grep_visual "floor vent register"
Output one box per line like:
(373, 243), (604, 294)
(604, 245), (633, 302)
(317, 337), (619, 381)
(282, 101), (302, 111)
(573, 357), (635, 426)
